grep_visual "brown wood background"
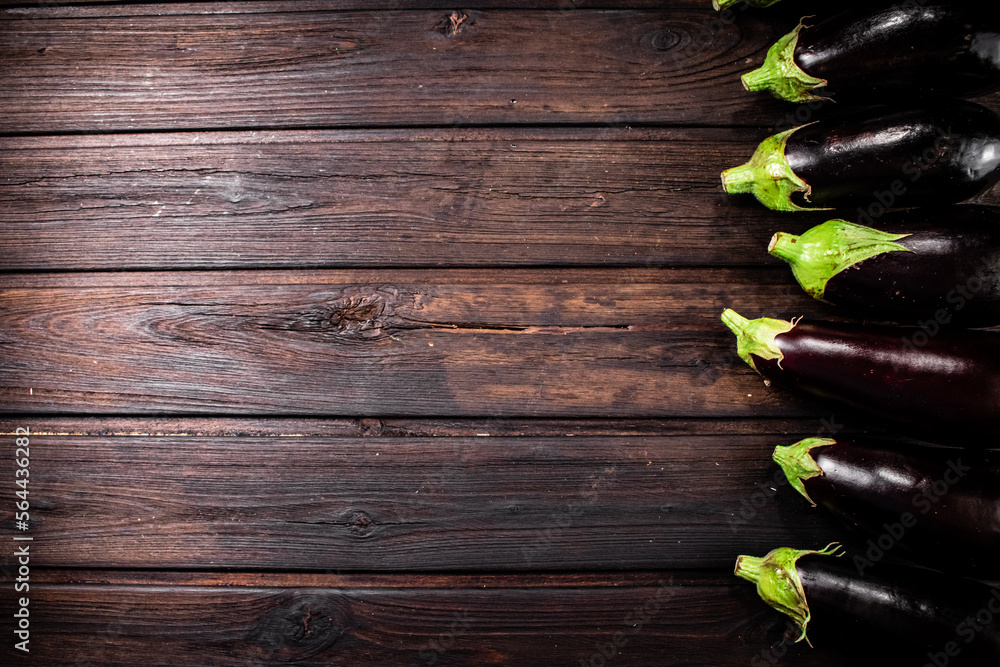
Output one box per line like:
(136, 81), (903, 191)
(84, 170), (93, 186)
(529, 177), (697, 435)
(1, 1), (996, 665)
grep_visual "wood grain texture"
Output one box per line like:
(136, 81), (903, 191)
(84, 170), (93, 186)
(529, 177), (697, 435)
(0, 268), (864, 416)
(0, 415), (879, 438)
(4, 2), (982, 664)
(0, 5), (810, 133)
(6, 127), (1000, 271)
(0, 128), (858, 271)
(6, 4), (996, 135)
(0, 577), (859, 667)
(2, 1), (681, 9)
(0, 429), (851, 570)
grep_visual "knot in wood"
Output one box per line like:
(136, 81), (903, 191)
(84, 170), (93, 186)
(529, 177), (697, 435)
(360, 418), (384, 436)
(246, 593), (348, 661)
(323, 288), (403, 337)
(331, 298), (384, 333)
(646, 30), (680, 52)
(345, 510), (376, 537)
(437, 11), (471, 36)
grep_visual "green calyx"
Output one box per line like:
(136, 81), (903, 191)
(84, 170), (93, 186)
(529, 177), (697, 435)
(742, 21), (828, 103)
(714, 0), (784, 9)
(773, 438), (835, 506)
(735, 543), (845, 643)
(769, 219), (912, 301)
(721, 126), (829, 213)
(720, 309), (796, 373)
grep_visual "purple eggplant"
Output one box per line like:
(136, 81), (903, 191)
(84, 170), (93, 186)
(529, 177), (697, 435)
(735, 544), (1000, 661)
(769, 206), (1000, 327)
(721, 101), (1000, 212)
(720, 309), (1000, 437)
(773, 437), (1000, 574)
(744, 4), (1000, 104)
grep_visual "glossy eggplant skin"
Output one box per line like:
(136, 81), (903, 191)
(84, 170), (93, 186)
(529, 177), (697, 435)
(825, 207), (1000, 327)
(798, 439), (1000, 573)
(798, 556), (1000, 662)
(785, 102), (1000, 209)
(753, 321), (1000, 437)
(795, 4), (1000, 102)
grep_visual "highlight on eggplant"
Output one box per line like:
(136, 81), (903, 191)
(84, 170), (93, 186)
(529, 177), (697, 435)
(768, 206), (1000, 327)
(743, 5), (1000, 104)
(721, 101), (1000, 212)
(773, 437), (1000, 574)
(720, 309), (1000, 437)
(735, 543), (1000, 660)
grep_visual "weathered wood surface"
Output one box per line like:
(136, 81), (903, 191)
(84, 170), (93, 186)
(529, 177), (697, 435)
(0, 415), (872, 438)
(3, 0), (679, 8)
(0, 427), (851, 570)
(0, 4), (845, 133)
(0, 268), (861, 416)
(7, 2), (991, 665)
(15, 128), (999, 271)
(0, 128), (798, 271)
(6, 4), (999, 135)
(0, 575), (857, 667)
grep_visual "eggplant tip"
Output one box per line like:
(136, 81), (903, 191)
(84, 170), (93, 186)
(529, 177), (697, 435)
(735, 543), (845, 646)
(746, 21), (828, 104)
(721, 309), (794, 373)
(766, 232), (779, 253)
(773, 438), (833, 506)
(720, 308), (747, 333)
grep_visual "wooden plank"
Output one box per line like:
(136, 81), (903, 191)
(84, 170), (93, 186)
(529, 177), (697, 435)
(0, 127), (847, 271)
(2, 1), (680, 9)
(0, 415), (878, 438)
(0, 576), (853, 666)
(0, 268), (852, 416)
(5, 127), (1000, 271)
(0, 6), (810, 133)
(5, 3), (994, 134)
(0, 427), (849, 570)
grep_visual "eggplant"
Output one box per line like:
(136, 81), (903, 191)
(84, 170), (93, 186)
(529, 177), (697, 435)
(735, 544), (1000, 661)
(720, 309), (1000, 437)
(769, 206), (1000, 327)
(773, 437), (1000, 574)
(721, 101), (1000, 212)
(744, 5), (1000, 104)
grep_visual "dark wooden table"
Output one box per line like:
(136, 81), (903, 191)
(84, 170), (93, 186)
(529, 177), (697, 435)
(2, 1), (998, 665)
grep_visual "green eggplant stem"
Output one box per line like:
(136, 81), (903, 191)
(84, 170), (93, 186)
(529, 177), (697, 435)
(742, 21), (828, 103)
(773, 438), (836, 506)
(769, 219), (912, 301)
(720, 308), (797, 373)
(721, 126), (830, 213)
(735, 543), (845, 644)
